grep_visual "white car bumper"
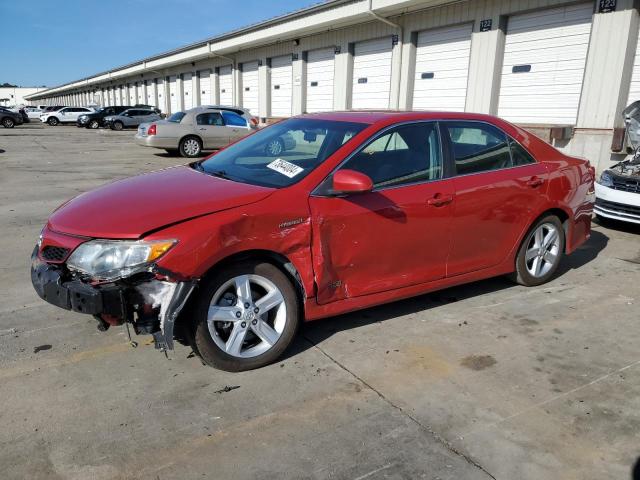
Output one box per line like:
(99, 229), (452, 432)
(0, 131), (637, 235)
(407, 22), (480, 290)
(594, 182), (640, 224)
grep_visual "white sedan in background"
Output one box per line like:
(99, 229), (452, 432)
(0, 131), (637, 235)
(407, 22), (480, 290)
(595, 159), (640, 225)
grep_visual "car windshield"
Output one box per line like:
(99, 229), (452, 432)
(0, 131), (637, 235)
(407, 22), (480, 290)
(197, 118), (367, 188)
(168, 112), (185, 123)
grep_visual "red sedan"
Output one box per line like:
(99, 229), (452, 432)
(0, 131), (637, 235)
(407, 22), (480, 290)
(31, 111), (595, 371)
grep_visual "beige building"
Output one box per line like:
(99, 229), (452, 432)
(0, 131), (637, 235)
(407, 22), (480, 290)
(25, 0), (640, 172)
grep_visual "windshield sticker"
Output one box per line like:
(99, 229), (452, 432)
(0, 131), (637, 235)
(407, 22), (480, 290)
(267, 158), (304, 178)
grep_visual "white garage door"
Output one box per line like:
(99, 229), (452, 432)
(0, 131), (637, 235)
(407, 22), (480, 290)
(242, 61), (260, 115)
(352, 37), (393, 109)
(136, 82), (144, 104)
(108, 88), (114, 106)
(157, 78), (165, 111)
(219, 65), (233, 105)
(199, 70), (212, 105)
(413, 24), (472, 112)
(128, 84), (136, 105)
(182, 73), (193, 110)
(306, 47), (335, 112)
(169, 75), (178, 113)
(627, 27), (640, 104)
(271, 55), (293, 117)
(146, 80), (156, 107)
(117, 86), (124, 106)
(498, 3), (593, 124)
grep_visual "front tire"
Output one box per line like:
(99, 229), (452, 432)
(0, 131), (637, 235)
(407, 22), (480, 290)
(111, 121), (124, 131)
(193, 261), (300, 371)
(179, 136), (202, 158)
(47, 117), (59, 126)
(88, 119), (100, 129)
(511, 215), (565, 286)
(2, 117), (15, 128)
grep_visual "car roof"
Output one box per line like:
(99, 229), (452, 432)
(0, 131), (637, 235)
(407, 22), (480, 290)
(299, 110), (509, 125)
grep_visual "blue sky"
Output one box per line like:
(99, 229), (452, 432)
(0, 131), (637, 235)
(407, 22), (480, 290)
(0, 0), (321, 88)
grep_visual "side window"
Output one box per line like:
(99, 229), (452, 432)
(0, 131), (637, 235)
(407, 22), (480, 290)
(509, 138), (536, 166)
(196, 112), (224, 126)
(340, 122), (442, 188)
(222, 111), (247, 127)
(443, 122), (512, 175)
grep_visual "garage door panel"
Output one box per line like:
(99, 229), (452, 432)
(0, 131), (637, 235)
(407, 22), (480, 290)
(183, 73), (193, 110)
(169, 76), (178, 113)
(242, 61), (260, 115)
(628, 27), (640, 103)
(352, 37), (392, 109)
(198, 70), (211, 105)
(271, 55), (292, 117)
(307, 47), (335, 112)
(218, 65), (233, 105)
(413, 24), (471, 112)
(497, 3), (592, 124)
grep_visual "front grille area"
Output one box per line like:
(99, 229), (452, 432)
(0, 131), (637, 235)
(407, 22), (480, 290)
(595, 198), (640, 217)
(42, 246), (70, 262)
(611, 176), (640, 193)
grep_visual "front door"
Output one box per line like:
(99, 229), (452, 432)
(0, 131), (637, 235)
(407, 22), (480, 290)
(441, 120), (549, 276)
(309, 121), (454, 305)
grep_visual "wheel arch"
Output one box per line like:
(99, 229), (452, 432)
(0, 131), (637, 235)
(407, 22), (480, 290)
(177, 249), (308, 331)
(179, 134), (203, 146)
(201, 249), (307, 302)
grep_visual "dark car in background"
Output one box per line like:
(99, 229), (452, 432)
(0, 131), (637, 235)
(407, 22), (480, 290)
(77, 106), (131, 129)
(0, 107), (24, 128)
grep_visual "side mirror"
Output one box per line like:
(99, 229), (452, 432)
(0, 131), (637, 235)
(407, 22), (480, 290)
(332, 169), (373, 195)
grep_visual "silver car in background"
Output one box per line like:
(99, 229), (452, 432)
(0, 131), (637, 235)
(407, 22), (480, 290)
(104, 108), (162, 131)
(135, 106), (264, 157)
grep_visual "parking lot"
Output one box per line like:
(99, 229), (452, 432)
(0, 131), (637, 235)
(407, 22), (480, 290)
(1, 123), (639, 480)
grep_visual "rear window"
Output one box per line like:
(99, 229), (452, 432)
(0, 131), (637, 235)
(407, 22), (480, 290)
(222, 111), (247, 127)
(168, 112), (186, 123)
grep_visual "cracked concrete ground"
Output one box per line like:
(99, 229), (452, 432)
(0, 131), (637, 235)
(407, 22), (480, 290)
(1, 123), (639, 480)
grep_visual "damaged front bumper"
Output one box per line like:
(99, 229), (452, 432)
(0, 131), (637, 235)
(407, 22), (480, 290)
(31, 251), (196, 351)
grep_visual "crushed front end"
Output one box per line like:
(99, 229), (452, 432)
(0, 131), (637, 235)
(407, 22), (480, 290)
(31, 226), (196, 352)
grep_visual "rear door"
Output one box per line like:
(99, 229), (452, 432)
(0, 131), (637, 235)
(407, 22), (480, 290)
(221, 111), (250, 142)
(195, 112), (228, 148)
(309, 121), (454, 304)
(441, 121), (549, 276)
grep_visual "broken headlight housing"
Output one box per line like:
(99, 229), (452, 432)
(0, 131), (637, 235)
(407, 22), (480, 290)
(66, 239), (176, 281)
(597, 171), (614, 187)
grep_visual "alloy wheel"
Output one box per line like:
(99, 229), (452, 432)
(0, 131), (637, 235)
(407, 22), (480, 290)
(89, 120), (100, 129)
(525, 222), (561, 278)
(3, 118), (14, 128)
(207, 274), (287, 358)
(183, 138), (201, 156)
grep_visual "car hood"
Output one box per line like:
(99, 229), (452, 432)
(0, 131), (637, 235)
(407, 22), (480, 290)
(48, 166), (275, 239)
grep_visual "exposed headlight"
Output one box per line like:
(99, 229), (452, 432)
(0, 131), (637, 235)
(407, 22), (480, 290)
(597, 171), (614, 187)
(67, 239), (176, 281)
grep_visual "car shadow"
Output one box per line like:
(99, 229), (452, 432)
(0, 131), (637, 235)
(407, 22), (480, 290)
(594, 216), (640, 235)
(283, 228), (609, 361)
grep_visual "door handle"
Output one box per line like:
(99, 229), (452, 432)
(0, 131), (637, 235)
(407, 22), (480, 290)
(427, 194), (453, 207)
(526, 177), (544, 188)
(198, 128), (206, 131)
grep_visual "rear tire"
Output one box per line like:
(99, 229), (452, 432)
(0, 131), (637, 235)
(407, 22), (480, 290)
(2, 117), (15, 128)
(511, 215), (565, 287)
(47, 117), (59, 126)
(192, 261), (300, 371)
(179, 136), (202, 158)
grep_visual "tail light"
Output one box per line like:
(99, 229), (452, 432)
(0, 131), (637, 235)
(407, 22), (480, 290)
(250, 117), (259, 127)
(147, 124), (157, 136)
